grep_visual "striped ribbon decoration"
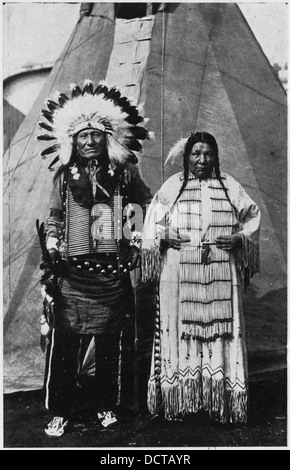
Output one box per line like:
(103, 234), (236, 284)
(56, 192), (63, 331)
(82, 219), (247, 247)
(178, 177), (234, 340)
(67, 186), (119, 256)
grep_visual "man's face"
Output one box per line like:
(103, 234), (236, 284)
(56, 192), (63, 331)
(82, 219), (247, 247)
(188, 142), (217, 179)
(76, 128), (107, 161)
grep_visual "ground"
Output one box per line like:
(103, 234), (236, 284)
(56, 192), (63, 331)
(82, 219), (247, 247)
(3, 368), (287, 450)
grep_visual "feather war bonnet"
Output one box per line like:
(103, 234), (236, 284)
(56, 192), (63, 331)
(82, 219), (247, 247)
(37, 80), (152, 168)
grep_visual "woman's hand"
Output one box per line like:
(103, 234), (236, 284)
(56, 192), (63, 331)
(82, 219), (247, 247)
(161, 227), (191, 249)
(215, 234), (242, 251)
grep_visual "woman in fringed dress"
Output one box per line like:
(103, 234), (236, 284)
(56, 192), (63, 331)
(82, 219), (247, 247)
(141, 132), (261, 423)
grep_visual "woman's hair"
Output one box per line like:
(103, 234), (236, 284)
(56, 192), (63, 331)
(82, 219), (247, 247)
(187, 132), (219, 158)
(173, 132), (217, 204)
(173, 132), (238, 219)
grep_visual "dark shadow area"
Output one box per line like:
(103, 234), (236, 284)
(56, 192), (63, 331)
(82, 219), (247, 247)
(243, 286), (287, 376)
(4, 368), (287, 448)
(114, 3), (179, 19)
(115, 3), (161, 19)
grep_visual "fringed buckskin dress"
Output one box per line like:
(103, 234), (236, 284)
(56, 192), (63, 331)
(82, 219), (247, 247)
(141, 171), (260, 423)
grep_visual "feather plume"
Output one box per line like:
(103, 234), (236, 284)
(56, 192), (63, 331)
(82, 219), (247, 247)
(137, 102), (145, 114)
(46, 99), (60, 111)
(128, 140), (142, 151)
(127, 105), (139, 117)
(132, 126), (149, 140)
(93, 85), (103, 95)
(125, 114), (143, 125)
(58, 93), (69, 107)
(48, 155), (60, 170)
(41, 109), (53, 123)
(70, 84), (82, 98)
(37, 134), (56, 141)
(41, 143), (60, 157)
(127, 153), (138, 164)
(60, 141), (72, 166)
(82, 79), (94, 95)
(94, 83), (108, 96)
(38, 122), (53, 132)
(164, 137), (188, 166)
(117, 96), (131, 111)
(106, 135), (132, 165)
(106, 87), (121, 101)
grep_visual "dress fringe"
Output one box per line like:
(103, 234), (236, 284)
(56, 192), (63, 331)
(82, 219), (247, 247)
(181, 321), (233, 342)
(225, 389), (248, 423)
(147, 376), (247, 423)
(141, 247), (162, 282)
(235, 236), (260, 287)
(147, 377), (202, 419)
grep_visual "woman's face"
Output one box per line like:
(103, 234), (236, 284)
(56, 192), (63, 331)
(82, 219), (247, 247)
(188, 142), (217, 179)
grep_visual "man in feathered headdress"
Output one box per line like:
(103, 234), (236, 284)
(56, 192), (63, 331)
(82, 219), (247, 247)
(37, 80), (152, 437)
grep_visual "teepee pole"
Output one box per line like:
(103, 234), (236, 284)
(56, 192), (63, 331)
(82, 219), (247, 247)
(160, 6), (166, 184)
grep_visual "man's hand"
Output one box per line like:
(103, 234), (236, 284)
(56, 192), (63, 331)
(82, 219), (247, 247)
(48, 248), (61, 267)
(215, 234), (242, 251)
(161, 227), (191, 249)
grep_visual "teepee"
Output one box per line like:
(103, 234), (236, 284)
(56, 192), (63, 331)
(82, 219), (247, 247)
(3, 3), (287, 393)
